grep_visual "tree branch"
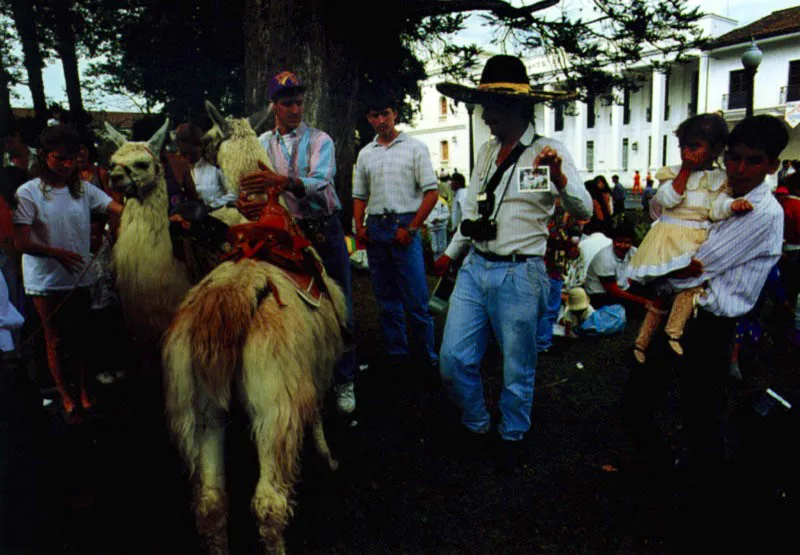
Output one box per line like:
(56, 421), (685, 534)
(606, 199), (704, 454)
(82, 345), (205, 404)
(407, 0), (558, 21)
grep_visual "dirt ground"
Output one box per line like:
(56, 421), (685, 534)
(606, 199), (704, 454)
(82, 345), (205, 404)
(3, 261), (800, 554)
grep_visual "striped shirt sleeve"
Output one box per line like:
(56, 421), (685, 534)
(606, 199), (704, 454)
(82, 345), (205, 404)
(298, 132), (336, 195)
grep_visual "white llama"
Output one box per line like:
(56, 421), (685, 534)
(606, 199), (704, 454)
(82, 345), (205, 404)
(162, 101), (344, 555)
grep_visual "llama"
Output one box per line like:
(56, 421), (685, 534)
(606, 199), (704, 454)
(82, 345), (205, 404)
(162, 101), (344, 555)
(105, 119), (192, 350)
(105, 115), (256, 350)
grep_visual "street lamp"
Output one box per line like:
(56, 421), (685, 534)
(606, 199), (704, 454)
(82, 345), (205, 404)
(741, 39), (763, 119)
(465, 103), (475, 174)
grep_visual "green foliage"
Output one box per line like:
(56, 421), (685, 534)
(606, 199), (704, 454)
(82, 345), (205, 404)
(0, 14), (24, 94)
(84, 0), (246, 122)
(351, 5), (481, 152)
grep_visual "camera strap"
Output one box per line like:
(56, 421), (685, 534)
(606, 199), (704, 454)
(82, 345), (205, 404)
(477, 142), (527, 220)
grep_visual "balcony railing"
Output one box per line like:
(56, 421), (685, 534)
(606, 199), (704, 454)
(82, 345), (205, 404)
(781, 85), (800, 104)
(722, 92), (746, 110)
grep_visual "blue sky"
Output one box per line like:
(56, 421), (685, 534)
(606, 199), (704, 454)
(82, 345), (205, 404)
(11, 0), (797, 112)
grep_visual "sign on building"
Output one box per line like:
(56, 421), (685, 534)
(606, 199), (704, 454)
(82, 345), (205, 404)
(785, 101), (800, 128)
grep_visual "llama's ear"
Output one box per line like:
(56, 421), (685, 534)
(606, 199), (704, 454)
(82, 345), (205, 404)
(205, 100), (232, 139)
(247, 104), (272, 135)
(103, 121), (127, 149)
(147, 118), (170, 154)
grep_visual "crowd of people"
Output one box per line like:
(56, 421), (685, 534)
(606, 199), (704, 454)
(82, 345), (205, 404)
(1, 54), (798, 550)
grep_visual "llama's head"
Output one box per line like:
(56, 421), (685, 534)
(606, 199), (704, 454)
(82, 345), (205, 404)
(105, 119), (170, 203)
(203, 101), (273, 193)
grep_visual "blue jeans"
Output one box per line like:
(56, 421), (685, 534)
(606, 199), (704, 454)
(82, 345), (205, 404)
(439, 251), (548, 441)
(311, 214), (357, 384)
(536, 277), (563, 352)
(365, 212), (437, 362)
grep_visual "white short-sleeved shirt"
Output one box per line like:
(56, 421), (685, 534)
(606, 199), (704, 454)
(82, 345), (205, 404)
(451, 187), (467, 231)
(13, 178), (112, 292)
(584, 244), (637, 296)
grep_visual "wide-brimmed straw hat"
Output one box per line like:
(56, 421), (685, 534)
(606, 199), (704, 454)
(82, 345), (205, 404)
(436, 55), (576, 105)
(567, 287), (590, 312)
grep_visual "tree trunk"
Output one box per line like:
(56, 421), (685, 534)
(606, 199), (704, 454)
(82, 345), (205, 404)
(50, 0), (89, 138)
(9, 0), (47, 129)
(0, 45), (14, 141)
(244, 0), (359, 227)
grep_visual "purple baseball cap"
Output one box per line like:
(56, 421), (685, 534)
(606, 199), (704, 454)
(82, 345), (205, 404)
(268, 71), (306, 100)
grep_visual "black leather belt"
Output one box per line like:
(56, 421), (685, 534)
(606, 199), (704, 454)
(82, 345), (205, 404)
(475, 250), (536, 263)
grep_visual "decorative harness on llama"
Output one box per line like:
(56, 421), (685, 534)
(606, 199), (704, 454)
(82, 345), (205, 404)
(224, 184), (327, 308)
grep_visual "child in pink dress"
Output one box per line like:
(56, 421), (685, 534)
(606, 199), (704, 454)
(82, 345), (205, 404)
(626, 113), (753, 363)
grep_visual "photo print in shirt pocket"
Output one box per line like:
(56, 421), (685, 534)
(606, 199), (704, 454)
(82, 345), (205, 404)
(517, 166), (550, 193)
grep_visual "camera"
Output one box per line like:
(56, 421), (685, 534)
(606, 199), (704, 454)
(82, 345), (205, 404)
(460, 218), (497, 241)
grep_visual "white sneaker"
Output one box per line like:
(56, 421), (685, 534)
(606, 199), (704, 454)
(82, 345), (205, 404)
(334, 382), (356, 414)
(96, 372), (116, 385)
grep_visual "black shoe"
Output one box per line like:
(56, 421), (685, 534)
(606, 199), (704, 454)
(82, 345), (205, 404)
(441, 425), (490, 458)
(420, 358), (442, 388)
(494, 438), (525, 474)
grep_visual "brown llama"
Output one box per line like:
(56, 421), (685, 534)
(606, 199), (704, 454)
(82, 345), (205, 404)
(162, 101), (344, 555)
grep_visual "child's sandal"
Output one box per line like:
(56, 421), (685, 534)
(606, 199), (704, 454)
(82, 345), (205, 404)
(633, 347), (646, 364)
(668, 338), (684, 356)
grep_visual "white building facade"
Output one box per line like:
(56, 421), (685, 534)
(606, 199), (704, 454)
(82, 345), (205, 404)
(403, 7), (800, 188)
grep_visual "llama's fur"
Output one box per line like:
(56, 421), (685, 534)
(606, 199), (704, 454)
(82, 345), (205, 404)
(163, 103), (344, 555)
(108, 124), (192, 347)
(207, 110), (274, 228)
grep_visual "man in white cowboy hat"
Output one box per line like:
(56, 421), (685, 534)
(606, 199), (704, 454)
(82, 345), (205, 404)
(433, 55), (593, 467)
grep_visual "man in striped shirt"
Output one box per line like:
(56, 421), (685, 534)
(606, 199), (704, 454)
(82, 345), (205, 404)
(623, 115), (787, 495)
(352, 90), (440, 375)
(238, 71), (357, 414)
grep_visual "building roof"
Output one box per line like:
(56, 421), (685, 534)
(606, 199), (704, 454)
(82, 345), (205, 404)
(704, 6), (800, 49)
(11, 108), (147, 129)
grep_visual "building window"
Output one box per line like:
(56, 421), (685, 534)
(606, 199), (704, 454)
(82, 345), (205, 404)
(786, 60), (800, 103)
(664, 72), (670, 121)
(662, 134), (668, 166)
(622, 138), (629, 171)
(586, 141), (594, 173)
(727, 70), (746, 109)
(647, 136), (652, 168)
(555, 104), (564, 131)
(440, 96), (448, 120)
(623, 88), (631, 125)
(440, 140), (449, 162)
(587, 96), (596, 128)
